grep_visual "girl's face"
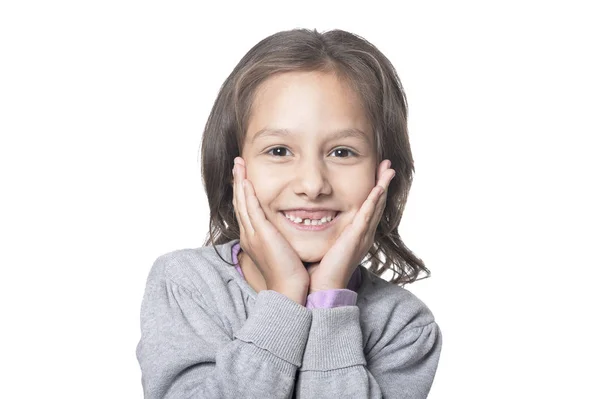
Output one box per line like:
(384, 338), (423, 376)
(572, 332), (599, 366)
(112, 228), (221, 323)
(242, 71), (377, 263)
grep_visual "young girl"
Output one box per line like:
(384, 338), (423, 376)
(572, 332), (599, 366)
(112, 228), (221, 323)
(136, 28), (442, 398)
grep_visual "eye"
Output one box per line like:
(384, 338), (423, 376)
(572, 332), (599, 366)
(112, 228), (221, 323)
(267, 147), (292, 157)
(330, 148), (356, 158)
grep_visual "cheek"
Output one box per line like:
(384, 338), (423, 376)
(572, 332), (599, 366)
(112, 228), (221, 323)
(337, 170), (376, 210)
(246, 164), (280, 209)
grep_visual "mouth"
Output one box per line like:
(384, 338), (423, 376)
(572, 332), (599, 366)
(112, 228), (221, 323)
(279, 210), (340, 231)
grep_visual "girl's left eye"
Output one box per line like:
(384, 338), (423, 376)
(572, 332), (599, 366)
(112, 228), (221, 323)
(330, 148), (356, 158)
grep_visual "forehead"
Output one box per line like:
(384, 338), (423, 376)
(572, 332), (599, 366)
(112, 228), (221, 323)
(246, 71), (372, 144)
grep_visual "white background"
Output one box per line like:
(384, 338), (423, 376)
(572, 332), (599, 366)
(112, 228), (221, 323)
(1, 1), (599, 398)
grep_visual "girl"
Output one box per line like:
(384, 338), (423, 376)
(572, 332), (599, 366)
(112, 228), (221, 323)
(136, 28), (442, 398)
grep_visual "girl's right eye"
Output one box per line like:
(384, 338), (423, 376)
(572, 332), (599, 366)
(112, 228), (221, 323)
(267, 147), (291, 157)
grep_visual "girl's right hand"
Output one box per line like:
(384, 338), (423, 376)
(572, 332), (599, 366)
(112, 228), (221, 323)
(232, 157), (310, 305)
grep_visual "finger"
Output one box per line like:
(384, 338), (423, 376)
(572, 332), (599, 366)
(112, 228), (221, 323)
(352, 167), (396, 238)
(233, 160), (255, 236)
(233, 156), (244, 167)
(236, 162), (255, 236)
(357, 159), (391, 226)
(375, 167), (395, 196)
(243, 178), (270, 230)
(346, 184), (383, 240)
(368, 167), (396, 234)
(377, 159), (391, 181)
(232, 162), (246, 238)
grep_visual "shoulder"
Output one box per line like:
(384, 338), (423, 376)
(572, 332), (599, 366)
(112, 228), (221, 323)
(145, 241), (239, 296)
(358, 267), (437, 332)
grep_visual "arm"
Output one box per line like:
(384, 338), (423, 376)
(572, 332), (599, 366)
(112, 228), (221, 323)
(136, 257), (312, 399)
(294, 300), (442, 398)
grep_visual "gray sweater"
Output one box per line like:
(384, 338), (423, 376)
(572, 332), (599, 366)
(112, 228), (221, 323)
(136, 240), (442, 398)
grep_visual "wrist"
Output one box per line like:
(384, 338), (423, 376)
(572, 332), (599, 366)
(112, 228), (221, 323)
(309, 284), (345, 295)
(270, 284), (308, 306)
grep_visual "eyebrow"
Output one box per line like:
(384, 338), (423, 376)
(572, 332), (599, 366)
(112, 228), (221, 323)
(251, 128), (371, 145)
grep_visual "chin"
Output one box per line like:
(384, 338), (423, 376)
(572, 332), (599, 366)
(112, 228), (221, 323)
(291, 241), (328, 263)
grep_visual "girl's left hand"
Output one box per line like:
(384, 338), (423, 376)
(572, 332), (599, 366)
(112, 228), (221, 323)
(306, 160), (396, 294)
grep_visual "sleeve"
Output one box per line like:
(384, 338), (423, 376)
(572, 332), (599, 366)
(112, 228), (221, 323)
(294, 304), (442, 398)
(306, 289), (357, 309)
(135, 257), (312, 399)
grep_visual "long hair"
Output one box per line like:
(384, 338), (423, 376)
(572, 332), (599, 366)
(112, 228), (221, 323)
(200, 28), (430, 286)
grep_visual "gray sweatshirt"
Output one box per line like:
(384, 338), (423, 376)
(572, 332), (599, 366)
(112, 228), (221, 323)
(136, 239), (442, 398)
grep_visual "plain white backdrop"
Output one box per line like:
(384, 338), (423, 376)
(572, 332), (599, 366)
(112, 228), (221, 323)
(1, 1), (598, 398)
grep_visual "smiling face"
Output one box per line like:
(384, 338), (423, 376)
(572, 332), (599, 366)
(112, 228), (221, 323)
(241, 70), (378, 263)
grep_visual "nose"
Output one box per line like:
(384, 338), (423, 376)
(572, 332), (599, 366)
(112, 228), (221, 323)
(292, 157), (332, 200)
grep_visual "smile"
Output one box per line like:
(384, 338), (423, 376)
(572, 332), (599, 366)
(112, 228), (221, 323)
(279, 211), (339, 231)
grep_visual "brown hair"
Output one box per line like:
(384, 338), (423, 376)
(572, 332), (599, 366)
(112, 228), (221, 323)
(200, 28), (430, 286)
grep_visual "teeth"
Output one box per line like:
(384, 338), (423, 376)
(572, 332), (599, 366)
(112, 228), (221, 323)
(284, 213), (335, 225)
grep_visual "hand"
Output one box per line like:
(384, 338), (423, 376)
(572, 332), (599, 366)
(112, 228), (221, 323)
(232, 157), (310, 300)
(306, 160), (395, 294)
